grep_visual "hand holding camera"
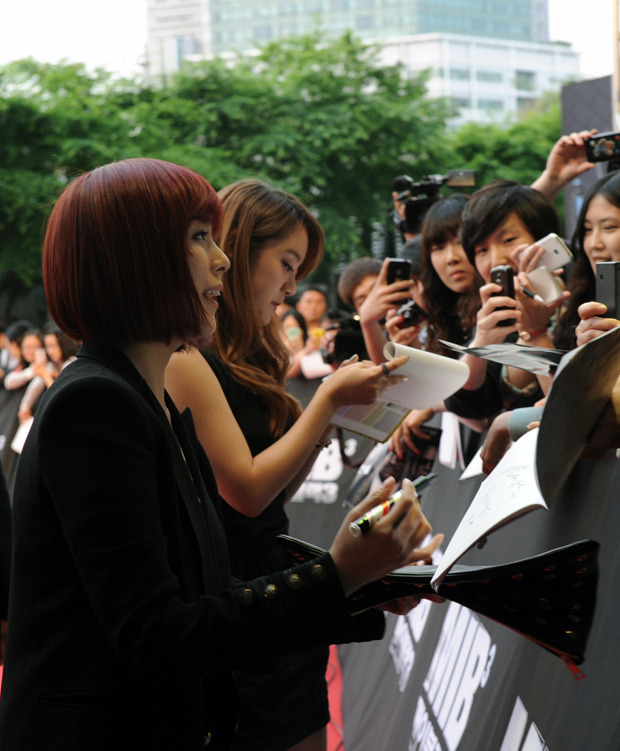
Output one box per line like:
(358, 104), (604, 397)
(575, 298), (620, 347)
(359, 258), (412, 320)
(392, 299), (427, 330)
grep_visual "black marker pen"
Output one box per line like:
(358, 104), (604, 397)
(521, 286), (544, 304)
(349, 472), (438, 538)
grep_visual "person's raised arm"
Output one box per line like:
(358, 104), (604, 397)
(459, 281), (520, 390)
(531, 129), (597, 203)
(358, 258), (413, 364)
(166, 349), (408, 516)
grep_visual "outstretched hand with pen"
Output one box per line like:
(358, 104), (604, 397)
(328, 476), (442, 601)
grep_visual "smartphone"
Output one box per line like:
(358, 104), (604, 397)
(386, 257), (412, 305)
(34, 348), (48, 365)
(527, 266), (564, 304)
(536, 233), (573, 271)
(490, 264), (516, 327)
(595, 261), (620, 318)
(584, 131), (620, 163)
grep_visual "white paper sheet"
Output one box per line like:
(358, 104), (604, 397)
(381, 341), (469, 409)
(431, 428), (547, 591)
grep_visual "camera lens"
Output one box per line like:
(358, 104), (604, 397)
(395, 300), (426, 329)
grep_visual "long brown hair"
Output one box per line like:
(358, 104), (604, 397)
(214, 179), (324, 436)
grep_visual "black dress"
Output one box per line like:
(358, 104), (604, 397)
(204, 352), (330, 751)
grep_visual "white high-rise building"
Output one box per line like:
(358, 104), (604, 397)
(145, 0), (579, 123)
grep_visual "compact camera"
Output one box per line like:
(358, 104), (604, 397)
(394, 299), (427, 329)
(321, 314), (369, 365)
(585, 131), (620, 163)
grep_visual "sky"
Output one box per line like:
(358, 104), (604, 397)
(0, 0), (614, 80)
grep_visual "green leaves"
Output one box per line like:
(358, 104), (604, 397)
(0, 34), (561, 303)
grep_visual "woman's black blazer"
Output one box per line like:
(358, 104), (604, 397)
(0, 343), (383, 750)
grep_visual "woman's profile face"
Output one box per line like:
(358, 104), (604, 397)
(251, 224), (309, 327)
(582, 193), (620, 275)
(186, 220), (230, 348)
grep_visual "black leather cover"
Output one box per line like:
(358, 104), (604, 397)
(278, 535), (599, 665)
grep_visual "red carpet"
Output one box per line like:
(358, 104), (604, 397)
(326, 644), (344, 751)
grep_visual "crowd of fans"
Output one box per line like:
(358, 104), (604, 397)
(280, 129), (620, 482)
(0, 129), (619, 751)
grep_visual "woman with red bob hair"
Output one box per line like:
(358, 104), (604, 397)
(0, 158), (432, 751)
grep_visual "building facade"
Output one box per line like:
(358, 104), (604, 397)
(145, 0), (580, 123)
(381, 33), (578, 126)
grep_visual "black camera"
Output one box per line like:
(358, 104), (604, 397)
(394, 299), (427, 329)
(392, 170), (476, 235)
(321, 313), (369, 365)
(584, 131), (620, 163)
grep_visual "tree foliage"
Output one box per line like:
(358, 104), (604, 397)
(443, 96), (563, 216)
(0, 34), (564, 319)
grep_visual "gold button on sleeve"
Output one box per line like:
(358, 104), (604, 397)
(264, 583), (278, 599)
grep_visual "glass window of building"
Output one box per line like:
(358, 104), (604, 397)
(515, 70), (536, 91)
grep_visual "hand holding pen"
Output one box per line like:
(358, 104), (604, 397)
(349, 473), (439, 537)
(328, 476), (436, 597)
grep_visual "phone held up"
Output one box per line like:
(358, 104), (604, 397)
(490, 264), (516, 327)
(34, 348), (48, 365)
(535, 233), (573, 271)
(595, 261), (620, 318)
(386, 257), (412, 306)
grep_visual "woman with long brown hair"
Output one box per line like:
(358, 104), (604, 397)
(166, 178), (437, 751)
(0, 160), (433, 750)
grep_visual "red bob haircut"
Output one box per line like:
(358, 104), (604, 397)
(43, 158), (224, 346)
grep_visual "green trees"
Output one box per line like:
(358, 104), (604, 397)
(0, 34), (564, 320)
(445, 96), (562, 201)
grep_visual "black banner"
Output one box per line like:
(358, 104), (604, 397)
(337, 452), (620, 750)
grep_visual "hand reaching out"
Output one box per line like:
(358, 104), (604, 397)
(389, 407), (436, 458)
(319, 354), (408, 410)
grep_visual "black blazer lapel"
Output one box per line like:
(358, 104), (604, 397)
(164, 396), (231, 594)
(77, 342), (230, 594)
